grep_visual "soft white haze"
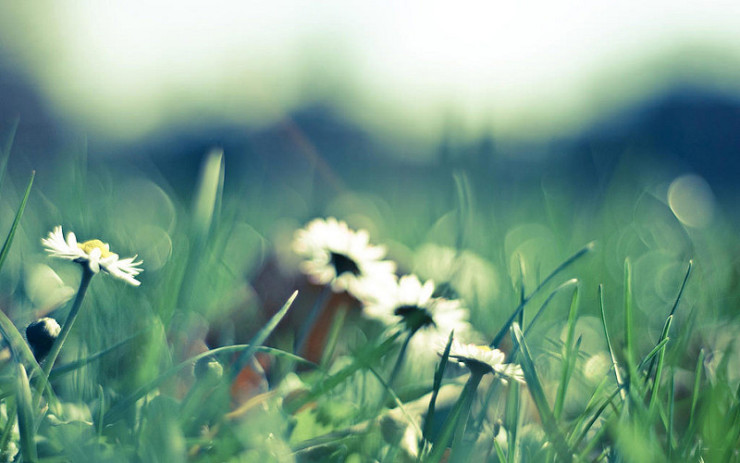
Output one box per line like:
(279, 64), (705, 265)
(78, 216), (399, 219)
(2, 0), (740, 143)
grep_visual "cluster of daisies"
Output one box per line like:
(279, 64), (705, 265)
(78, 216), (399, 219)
(293, 217), (523, 382)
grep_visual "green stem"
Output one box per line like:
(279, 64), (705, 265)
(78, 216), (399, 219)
(35, 267), (94, 406)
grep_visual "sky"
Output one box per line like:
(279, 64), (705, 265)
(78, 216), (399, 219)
(1, 1), (740, 144)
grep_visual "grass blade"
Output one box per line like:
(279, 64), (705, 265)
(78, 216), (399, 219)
(15, 363), (37, 463)
(554, 285), (580, 420)
(648, 315), (673, 414)
(105, 342), (314, 423)
(490, 242), (594, 348)
(0, 118), (18, 190)
(231, 290), (298, 380)
(49, 330), (149, 380)
(284, 332), (401, 415)
(599, 284), (625, 401)
(510, 323), (572, 461)
(0, 170), (34, 273)
(422, 330), (454, 443)
(0, 309), (51, 400)
(505, 372), (520, 462)
(623, 259), (634, 369)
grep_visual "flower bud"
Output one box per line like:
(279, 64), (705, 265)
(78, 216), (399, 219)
(26, 317), (61, 361)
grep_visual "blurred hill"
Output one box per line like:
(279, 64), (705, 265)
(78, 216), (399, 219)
(2, 56), (739, 211)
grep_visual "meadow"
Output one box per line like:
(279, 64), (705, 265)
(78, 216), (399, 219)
(0, 126), (738, 463)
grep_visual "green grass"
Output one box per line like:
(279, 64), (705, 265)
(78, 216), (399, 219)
(0, 130), (738, 463)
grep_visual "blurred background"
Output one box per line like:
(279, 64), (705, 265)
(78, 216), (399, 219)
(0, 1), (739, 362)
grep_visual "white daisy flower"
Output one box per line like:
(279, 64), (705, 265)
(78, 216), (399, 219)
(292, 217), (396, 296)
(42, 226), (143, 286)
(444, 339), (524, 382)
(365, 274), (474, 343)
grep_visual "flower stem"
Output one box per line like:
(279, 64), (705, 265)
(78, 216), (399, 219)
(375, 329), (414, 412)
(34, 267), (94, 406)
(387, 329), (414, 392)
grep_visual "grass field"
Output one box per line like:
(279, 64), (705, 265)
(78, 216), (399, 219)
(0, 128), (738, 463)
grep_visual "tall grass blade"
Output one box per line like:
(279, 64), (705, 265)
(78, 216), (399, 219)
(505, 374), (520, 463)
(490, 242), (594, 348)
(192, 148), (225, 239)
(423, 330), (454, 442)
(453, 171), (472, 251)
(15, 363), (37, 463)
(0, 118), (18, 189)
(648, 316), (673, 414)
(599, 284), (625, 401)
(510, 323), (572, 461)
(0, 170), (34, 273)
(554, 285), (580, 420)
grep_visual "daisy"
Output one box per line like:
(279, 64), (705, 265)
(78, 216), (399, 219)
(444, 339), (524, 383)
(42, 226), (143, 286)
(292, 217), (395, 296)
(365, 274), (474, 343)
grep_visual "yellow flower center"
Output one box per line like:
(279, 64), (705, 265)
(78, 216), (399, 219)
(77, 239), (113, 258)
(475, 345), (492, 352)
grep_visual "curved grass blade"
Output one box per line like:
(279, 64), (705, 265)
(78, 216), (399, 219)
(231, 290), (298, 380)
(366, 365), (424, 439)
(105, 341), (314, 423)
(490, 242), (594, 348)
(49, 330), (149, 380)
(15, 363), (37, 463)
(510, 323), (572, 461)
(0, 308), (53, 402)
(284, 331), (401, 415)
(0, 170), (34, 273)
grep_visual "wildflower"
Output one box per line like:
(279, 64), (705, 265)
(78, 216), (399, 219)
(42, 226), (143, 286)
(365, 274), (473, 341)
(444, 339), (524, 382)
(26, 317), (61, 361)
(292, 218), (395, 296)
